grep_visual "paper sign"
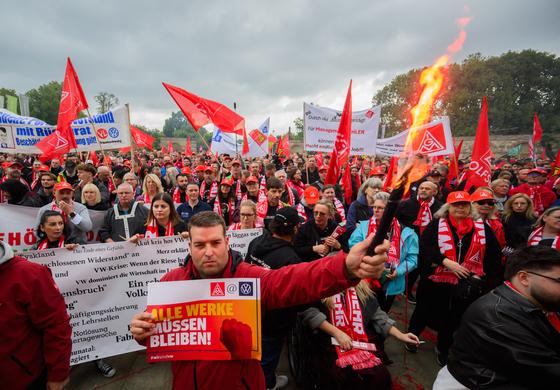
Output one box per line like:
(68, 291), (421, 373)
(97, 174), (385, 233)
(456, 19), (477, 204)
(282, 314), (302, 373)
(146, 278), (261, 362)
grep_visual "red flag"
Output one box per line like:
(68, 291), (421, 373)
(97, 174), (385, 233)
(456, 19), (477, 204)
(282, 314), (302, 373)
(342, 167), (353, 205)
(168, 140), (174, 153)
(267, 135), (276, 154)
(464, 97), (493, 191)
(529, 113), (544, 160)
(161, 145), (167, 154)
(37, 58), (88, 161)
(242, 129), (250, 155)
(445, 139), (463, 189)
(119, 147), (131, 153)
(185, 137), (193, 156)
(326, 81), (352, 185)
(277, 134), (290, 157)
(130, 125), (154, 150)
(383, 156), (398, 191)
(316, 152), (323, 167)
(553, 149), (560, 176)
(89, 151), (99, 166)
(162, 82), (245, 135)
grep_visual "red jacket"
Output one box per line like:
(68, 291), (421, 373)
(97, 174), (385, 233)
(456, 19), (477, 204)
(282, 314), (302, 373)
(156, 250), (356, 390)
(0, 256), (72, 389)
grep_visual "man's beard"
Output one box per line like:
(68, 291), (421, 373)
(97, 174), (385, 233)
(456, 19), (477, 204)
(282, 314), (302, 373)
(532, 286), (560, 312)
(178, 184), (188, 191)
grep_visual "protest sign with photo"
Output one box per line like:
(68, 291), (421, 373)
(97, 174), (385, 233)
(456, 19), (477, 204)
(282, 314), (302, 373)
(146, 278), (261, 362)
(303, 103), (381, 155)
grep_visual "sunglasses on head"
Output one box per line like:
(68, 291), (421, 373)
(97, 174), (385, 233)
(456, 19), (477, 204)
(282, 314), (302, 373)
(476, 200), (495, 206)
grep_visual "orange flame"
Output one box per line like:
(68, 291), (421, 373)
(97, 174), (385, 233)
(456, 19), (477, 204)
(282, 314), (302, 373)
(400, 16), (471, 186)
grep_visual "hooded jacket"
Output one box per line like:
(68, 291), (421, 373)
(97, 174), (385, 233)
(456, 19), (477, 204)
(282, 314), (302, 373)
(147, 248), (356, 389)
(0, 241), (72, 389)
(345, 194), (373, 234)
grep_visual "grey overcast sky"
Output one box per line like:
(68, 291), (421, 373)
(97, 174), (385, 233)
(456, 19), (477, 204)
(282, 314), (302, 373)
(2, 0), (559, 134)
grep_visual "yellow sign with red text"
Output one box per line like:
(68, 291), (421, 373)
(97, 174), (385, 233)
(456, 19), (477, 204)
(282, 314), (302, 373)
(146, 278), (261, 362)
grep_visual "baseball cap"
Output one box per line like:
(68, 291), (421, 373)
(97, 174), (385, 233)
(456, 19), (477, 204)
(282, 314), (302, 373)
(204, 166), (214, 173)
(54, 182), (74, 192)
(181, 167), (192, 175)
(528, 168), (547, 175)
(447, 191), (470, 204)
(470, 189), (494, 202)
(195, 165), (206, 173)
(318, 165), (328, 172)
(246, 176), (259, 184)
(220, 177), (234, 186)
(232, 159), (241, 166)
(274, 207), (305, 227)
(304, 186), (320, 205)
(37, 165), (50, 172)
(2, 161), (23, 170)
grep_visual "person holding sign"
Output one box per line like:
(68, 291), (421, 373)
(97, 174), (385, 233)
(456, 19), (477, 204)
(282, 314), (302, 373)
(130, 211), (389, 390)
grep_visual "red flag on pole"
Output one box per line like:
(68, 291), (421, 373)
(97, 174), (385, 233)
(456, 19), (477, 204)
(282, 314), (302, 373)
(277, 134), (290, 157)
(242, 129), (250, 155)
(168, 140), (174, 153)
(89, 151), (99, 166)
(553, 149), (560, 176)
(267, 135), (276, 154)
(185, 137), (193, 156)
(130, 125), (155, 150)
(316, 152), (323, 168)
(162, 82), (245, 135)
(161, 145), (167, 154)
(37, 58), (88, 161)
(325, 81), (352, 185)
(342, 167), (353, 206)
(383, 156), (398, 191)
(529, 113), (544, 161)
(464, 97), (493, 191)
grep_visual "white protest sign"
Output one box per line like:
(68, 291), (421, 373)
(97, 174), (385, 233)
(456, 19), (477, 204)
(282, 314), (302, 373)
(0, 204), (106, 252)
(375, 117), (454, 157)
(0, 105), (131, 154)
(303, 103), (380, 155)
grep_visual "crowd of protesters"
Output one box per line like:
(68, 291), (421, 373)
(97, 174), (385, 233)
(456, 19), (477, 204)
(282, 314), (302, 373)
(0, 148), (559, 389)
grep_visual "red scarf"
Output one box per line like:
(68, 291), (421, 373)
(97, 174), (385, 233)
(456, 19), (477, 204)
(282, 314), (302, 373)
(528, 226), (560, 249)
(143, 193), (151, 204)
(334, 198), (346, 224)
(367, 217), (401, 267)
(288, 179), (305, 197)
(213, 196), (236, 224)
(200, 181), (218, 200)
(235, 179), (243, 201)
(38, 236), (65, 250)
(529, 185), (545, 215)
(31, 171), (40, 191)
(330, 288), (381, 370)
(414, 197), (434, 235)
(486, 218), (506, 249)
(296, 203), (308, 222)
(172, 187), (185, 204)
(284, 184), (295, 206)
(51, 201), (68, 223)
(429, 217), (486, 284)
(145, 218), (174, 238)
(258, 176), (267, 202)
(256, 199), (284, 225)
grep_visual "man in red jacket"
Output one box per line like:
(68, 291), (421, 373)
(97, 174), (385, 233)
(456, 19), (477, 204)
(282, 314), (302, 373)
(131, 211), (388, 389)
(0, 241), (72, 390)
(509, 168), (556, 216)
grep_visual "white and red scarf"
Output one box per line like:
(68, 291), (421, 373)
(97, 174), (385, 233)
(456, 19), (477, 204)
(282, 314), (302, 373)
(142, 193), (152, 204)
(288, 179), (305, 197)
(284, 184), (295, 206)
(234, 179), (243, 201)
(258, 176), (267, 202)
(37, 236), (65, 250)
(330, 288), (381, 370)
(334, 198), (346, 224)
(414, 197), (434, 235)
(528, 185), (545, 215)
(31, 171), (41, 191)
(367, 217), (401, 267)
(172, 187), (185, 204)
(200, 181), (218, 201)
(213, 196), (236, 224)
(528, 226), (560, 249)
(429, 218), (486, 284)
(145, 218), (174, 238)
(256, 198), (284, 225)
(51, 201), (69, 223)
(296, 203), (308, 222)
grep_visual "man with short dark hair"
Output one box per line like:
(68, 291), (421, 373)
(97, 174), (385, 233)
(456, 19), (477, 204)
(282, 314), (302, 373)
(433, 246), (560, 389)
(74, 163), (109, 205)
(130, 211), (389, 389)
(257, 177), (287, 230)
(37, 172), (57, 206)
(171, 173), (189, 204)
(176, 183), (211, 223)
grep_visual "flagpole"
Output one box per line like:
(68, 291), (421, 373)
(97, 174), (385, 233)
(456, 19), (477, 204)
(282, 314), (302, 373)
(84, 107), (118, 190)
(195, 128), (224, 169)
(233, 102), (238, 158)
(126, 104), (137, 175)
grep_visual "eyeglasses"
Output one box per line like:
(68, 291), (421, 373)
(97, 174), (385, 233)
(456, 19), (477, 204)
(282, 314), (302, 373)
(475, 200), (495, 206)
(240, 213), (255, 218)
(526, 271), (560, 284)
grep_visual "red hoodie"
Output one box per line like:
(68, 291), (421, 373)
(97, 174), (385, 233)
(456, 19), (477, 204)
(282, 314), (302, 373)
(149, 250), (356, 389)
(0, 256), (72, 389)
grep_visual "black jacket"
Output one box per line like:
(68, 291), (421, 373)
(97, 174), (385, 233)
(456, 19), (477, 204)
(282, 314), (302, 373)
(448, 284), (560, 389)
(246, 231), (302, 336)
(396, 196), (443, 235)
(503, 213), (536, 249)
(294, 220), (349, 262)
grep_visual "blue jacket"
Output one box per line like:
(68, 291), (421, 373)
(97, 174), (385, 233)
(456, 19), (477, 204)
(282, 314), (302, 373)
(349, 219), (418, 296)
(345, 194), (373, 234)
(176, 200), (212, 223)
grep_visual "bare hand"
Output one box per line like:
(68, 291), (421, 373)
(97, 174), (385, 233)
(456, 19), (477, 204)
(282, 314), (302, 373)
(313, 244), (329, 256)
(334, 330), (353, 351)
(324, 237), (341, 250)
(386, 269), (398, 280)
(398, 332), (420, 345)
(128, 234), (140, 244)
(444, 259), (470, 279)
(130, 312), (156, 342)
(58, 200), (74, 215)
(64, 243), (78, 251)
(180, 231), (190, 239)
(345, 233), (389, 280)
(47, 377), (69, 390)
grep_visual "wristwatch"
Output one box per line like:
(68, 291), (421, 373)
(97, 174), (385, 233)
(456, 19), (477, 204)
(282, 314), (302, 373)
(69, 212), (76, 218)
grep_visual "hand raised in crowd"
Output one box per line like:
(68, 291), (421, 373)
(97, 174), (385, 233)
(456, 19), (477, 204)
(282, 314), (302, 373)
(130, 312), (156, 342)
(442, 258), (470, 278)
(345, 233), (389, 280)
(58, 200), (74, 215)
(324, 236), (341, 250)
(334, 329), (353, 351)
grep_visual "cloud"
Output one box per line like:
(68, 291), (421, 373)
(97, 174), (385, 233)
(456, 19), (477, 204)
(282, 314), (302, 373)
(1, 0), (559, 132)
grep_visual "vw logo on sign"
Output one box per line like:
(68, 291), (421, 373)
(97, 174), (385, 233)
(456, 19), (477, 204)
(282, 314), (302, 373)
(108, 127), (119, 138)
(239, 282), (253, 296)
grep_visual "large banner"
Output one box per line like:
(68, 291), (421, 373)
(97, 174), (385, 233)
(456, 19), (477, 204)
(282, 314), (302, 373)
(375, 117), (454, 157)
(303, 103), (381, 155)
(20, 231), (263, 365)
(245, 118), (270, 158)
(146, 278), (261, 362)
(0, 105), (131, 154)
(0, 204), (106, 252)
(211, 118), (270, 158)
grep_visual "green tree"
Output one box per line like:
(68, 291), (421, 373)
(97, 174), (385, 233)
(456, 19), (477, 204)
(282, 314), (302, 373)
(163, 110), (209, 140)
(94, 92), (119, 113)
(291, 117), (304, 141)
(0, 87), (17, 109)
(372, 50), (560, 137)
(26, 81), (62, 124)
